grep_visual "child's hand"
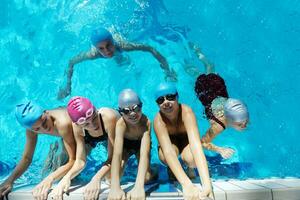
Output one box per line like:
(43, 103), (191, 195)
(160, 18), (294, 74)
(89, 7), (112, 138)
(127, 185), (145, 200)
(218, 147), (235, 159)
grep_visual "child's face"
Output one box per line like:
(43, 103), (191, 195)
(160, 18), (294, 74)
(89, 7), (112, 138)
(31, 112), (54, 133)
(230, 120), (248, 131)
(78, 110), (100, 131)
(120, 104), (143, 125)
(157, 93), (179, 115)
(96, 40), (115, 58)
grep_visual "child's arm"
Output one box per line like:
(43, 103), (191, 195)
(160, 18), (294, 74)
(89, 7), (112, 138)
(48, 124), (87, 200)
(188, 42), (215, 74)
(201, 123), (234, 159)
(0, 130), (37, 198)
(127, 120), (151, 200)
(58, 49), (100, 99)
(122, 42), (177, 81)
(182, 106), (213, 199)
(108, 119), (126, 200)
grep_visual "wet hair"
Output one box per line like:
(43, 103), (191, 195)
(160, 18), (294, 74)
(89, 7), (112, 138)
(194, 73), (229, 119)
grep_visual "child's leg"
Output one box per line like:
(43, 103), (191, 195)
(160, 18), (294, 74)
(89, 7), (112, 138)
(181, 144), (197, 179)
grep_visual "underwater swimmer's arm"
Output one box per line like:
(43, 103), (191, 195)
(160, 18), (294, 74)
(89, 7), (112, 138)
(122, 42), (177, 81)
(201, 123), (223, 152)
(69, 49), (100, 66)
(57, 49), (99, 99)
(189, 42), (215, 74)
(123, 42), (170, 69)
(0, 130), (37, 197)
(201, 123), (234, 159)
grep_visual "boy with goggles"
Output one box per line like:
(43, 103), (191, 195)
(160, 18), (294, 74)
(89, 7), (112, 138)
(0, 101), (76, 200)
(153, 83), (214, 200)
(118, 103), (142, 115)
(49, 97), (119, 200)
(108, 89), (155, 200)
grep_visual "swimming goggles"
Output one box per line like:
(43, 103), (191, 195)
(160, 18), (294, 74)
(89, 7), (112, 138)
(76, 107), (95, 125)
(156, 93), (178, 105)
(119, 104), (142, 115)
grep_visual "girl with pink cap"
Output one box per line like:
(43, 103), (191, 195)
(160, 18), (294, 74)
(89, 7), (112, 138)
(49, 96), (120, 200)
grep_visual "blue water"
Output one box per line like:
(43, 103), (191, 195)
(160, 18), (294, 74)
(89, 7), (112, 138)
(0, 0), (299, 185)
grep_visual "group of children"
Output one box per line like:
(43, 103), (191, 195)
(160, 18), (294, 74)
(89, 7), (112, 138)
(0, 28), (249, 200)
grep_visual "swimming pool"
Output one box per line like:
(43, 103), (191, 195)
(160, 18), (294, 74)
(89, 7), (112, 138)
(0, 0), (299, 186)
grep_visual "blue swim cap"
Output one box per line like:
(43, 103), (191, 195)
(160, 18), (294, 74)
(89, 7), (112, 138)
(118, 89), (142, 108)
(15, 101), (44, 129)
(154, 82), (178, 100)
(90, 28), (113, 46)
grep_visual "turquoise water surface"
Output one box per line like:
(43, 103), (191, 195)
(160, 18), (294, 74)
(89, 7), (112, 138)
(0, 0), (299, 186)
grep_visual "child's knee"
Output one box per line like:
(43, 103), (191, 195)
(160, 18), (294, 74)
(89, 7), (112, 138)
(181, 148), (196, 168)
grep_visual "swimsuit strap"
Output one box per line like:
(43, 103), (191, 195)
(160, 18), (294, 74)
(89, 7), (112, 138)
(99, 113), (107, 136)
(205, 105), (226, 130)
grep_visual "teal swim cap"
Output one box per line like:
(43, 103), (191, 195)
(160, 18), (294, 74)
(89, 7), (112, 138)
(154, 82), (178, 100)
(90, 28), (113, 46)
(118, 89), (142, 108)
(224, 98), (249, 123)
(15, 101), (44, 129)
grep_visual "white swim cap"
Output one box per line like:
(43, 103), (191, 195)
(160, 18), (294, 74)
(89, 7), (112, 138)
(224, 98), (249, 123)
(118, 89), (142, 108)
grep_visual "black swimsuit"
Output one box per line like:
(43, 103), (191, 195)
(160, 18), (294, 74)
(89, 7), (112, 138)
(84, 113), (108, 148)
(123, 137), (142, 155)
(157, 105), (189, 153)
(169, 134), (189, 153)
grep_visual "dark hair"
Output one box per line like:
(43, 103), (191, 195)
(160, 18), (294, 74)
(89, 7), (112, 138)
(194, 73), (229, 120)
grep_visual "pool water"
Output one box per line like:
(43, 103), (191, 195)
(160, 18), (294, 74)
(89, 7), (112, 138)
(0, 0), (299, 185)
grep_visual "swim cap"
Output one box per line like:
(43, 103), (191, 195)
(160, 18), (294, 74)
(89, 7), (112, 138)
(90, 28), (113, 46)
(67, 96), (94, 122)
(118, 89), (142, 108)
(15, 101), (44, 128)
(224, 98), (249, 123)
(154, 82), (178, 100)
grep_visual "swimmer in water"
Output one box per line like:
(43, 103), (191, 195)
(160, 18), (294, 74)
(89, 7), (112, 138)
(58, 28), (177, 99)
(193, 44), (250, 159)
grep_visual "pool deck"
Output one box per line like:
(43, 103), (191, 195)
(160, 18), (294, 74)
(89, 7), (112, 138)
(7, 177), (300, 200)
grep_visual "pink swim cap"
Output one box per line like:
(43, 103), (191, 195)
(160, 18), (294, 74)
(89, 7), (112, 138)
(67, 96), (94, 123)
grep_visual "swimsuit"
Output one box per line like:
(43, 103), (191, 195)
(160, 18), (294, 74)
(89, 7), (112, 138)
(84, 113), (108, 148)
(123, 137), (142, 156)
(169, 133), (189, 153)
